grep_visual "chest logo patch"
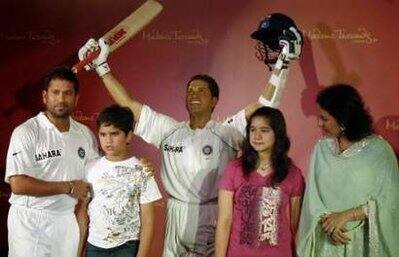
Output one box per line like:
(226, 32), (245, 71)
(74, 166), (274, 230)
(163, 144), (184, 153)
(202, 145), (213, 155)
(35, 149), (61, 161)
(78, 147), (86, 159)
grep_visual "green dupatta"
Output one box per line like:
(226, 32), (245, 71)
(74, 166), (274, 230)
(297, 135), (399, 257)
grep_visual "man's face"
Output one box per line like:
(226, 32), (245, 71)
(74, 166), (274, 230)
(185, 79), (218, 115)
(42, 79), (78, 118)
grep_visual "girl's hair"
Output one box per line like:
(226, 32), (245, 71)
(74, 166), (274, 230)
(241, 106), (292, 185)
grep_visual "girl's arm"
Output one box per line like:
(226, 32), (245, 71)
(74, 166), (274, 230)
(215, 190), (234, 257)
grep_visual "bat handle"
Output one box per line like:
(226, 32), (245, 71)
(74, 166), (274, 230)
(72, 49), (101, 73)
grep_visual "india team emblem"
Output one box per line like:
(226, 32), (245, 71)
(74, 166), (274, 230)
(202, 145), (213, 156)
(77, 147), (86, 159)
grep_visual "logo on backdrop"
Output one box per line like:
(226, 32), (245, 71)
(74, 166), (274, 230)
(303, 27), (378, 44)
(0, 29), (60, 45)
(142, 29), (209, 45)
(73, 110), (99, 122)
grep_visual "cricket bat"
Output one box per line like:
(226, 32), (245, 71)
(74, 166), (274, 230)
(72, 0), (163, 73)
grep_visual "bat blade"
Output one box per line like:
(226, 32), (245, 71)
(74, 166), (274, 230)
(73, 0), (163, 73)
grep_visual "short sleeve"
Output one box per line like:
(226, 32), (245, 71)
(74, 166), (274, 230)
(134, 105), (180, 148)
(140, 176), (162, 204)
(223, 109), (247, 136)
(289, 166), (305, 197)
(5, 126), (37, 183)
(219, 160), (241, 192)
(84, 127), (100, 162)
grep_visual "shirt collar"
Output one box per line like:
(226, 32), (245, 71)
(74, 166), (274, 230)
(37, 112), (77, 132)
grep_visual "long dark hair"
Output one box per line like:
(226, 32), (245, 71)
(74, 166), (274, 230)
(317, 84), (373, 141)
(241, 107), (292, 185)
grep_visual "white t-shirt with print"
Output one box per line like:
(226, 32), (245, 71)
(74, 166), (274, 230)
(86, 156), (162, 248)
(134, 105), (246, 204)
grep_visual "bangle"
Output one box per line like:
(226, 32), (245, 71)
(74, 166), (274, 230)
(68, 181), (75, 195)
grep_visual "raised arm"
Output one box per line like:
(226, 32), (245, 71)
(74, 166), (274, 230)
(243, 64), (289, 119)
(243, 25), (303, 119)
(78, 38), (142, 122)
(101, 73), (143, 123)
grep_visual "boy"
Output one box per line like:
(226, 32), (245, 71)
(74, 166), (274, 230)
(80, 105), (162, 257)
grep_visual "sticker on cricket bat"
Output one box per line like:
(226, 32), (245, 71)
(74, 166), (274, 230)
(72, 0), (163, 73)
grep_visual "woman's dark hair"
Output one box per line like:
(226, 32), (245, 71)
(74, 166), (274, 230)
(241, 106), (292, 185)
(317, 84), (373, 141)
(96, 105), (135, 134)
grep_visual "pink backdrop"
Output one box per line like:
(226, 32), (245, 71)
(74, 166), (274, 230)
(1, 0), (398, 255)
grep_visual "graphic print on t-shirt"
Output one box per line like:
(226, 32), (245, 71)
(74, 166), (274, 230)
(94, 165), (148, 243)
(238, 185), (281, 247)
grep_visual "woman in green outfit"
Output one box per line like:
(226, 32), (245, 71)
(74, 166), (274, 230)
(297, 84), (399, 257)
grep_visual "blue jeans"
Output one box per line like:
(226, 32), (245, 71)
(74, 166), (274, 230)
(86, 240), (139, 257)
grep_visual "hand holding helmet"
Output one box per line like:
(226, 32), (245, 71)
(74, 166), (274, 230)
(251, 13), (303, 70)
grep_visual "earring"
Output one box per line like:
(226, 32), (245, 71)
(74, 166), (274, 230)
(337, 125), (345, 138)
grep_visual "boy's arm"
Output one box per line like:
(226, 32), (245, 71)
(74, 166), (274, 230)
(137, 202), (155, 257)
(75, 197), (89, 257)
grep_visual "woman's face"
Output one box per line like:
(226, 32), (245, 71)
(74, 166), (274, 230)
(318, 108), (342, 138)
(249, 116), (275, 153)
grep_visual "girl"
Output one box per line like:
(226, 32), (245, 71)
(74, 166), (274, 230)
(215, 106), (305, 257)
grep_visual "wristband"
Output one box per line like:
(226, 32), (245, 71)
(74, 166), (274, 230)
(258, 95), (273, 107)
(96, 62), (111, 77)
(269, 74), (281, 87)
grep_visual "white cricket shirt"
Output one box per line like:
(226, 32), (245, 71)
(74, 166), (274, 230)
(5, 112), (98, 213)
(135, 105), (246, 204)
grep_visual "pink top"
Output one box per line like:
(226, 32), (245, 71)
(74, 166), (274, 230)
(219, 159), (305, 257)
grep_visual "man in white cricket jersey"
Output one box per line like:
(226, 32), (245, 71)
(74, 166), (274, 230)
(5, 67), (99, 257)
(78, 19), (301, 256)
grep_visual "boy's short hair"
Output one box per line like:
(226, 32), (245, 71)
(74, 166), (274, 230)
(43, 66), (79, 93)
(96, 105), (135, 134)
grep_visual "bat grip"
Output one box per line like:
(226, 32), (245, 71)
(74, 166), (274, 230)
(72, 49), (100, 73)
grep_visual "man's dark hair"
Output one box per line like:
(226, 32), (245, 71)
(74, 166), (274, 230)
(96, 105), (135, 134)
(317, 84), (374, 141)
(187, 74), (219, 99)
(43, 66), (79, 93)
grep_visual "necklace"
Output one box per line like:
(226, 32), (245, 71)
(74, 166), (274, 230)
(259, 162), (272, 171)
